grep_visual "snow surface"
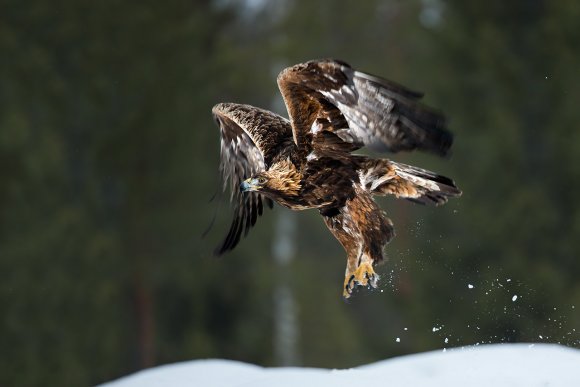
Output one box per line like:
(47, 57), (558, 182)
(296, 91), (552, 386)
(101, 343), (580, 387)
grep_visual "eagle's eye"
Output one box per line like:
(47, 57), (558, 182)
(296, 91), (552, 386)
(257, 176), (267, 185)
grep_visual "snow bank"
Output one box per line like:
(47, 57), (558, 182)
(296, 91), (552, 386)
(101, 343), (580, 387)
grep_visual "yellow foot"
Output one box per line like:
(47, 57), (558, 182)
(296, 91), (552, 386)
(343, 262), (379, 299)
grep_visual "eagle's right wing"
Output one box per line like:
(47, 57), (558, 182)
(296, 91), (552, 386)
(277, 59), (453, 157)
(212, 103), (291, 255)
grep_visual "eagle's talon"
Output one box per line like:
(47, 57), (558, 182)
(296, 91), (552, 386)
(343, 262), (379, 298)
(353, 262), (376, 287)
(343, 275), (356, 298)
(348, 274), (355, 285)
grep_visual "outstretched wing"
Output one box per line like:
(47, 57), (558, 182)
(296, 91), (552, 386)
(212, 103), (292, 255)
(277, 59), (453, 158)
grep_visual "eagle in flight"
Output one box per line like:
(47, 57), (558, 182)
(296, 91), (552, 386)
(212, 59), (461, 298)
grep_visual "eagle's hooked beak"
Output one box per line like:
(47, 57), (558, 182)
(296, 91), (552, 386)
(240, 178), (259, 193)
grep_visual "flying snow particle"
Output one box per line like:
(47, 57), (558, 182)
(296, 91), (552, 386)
(512, 295), (518, 302)
(395, 337), (400, 343)
(444, 337), (449, 344)
(432, 326), (442, 332)
(468, 284), (474, 289)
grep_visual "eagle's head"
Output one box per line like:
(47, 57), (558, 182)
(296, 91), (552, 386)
(240, 160), (301, 197)
(239, 174), (269, 192)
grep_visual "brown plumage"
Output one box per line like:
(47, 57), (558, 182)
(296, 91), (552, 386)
(212, 59), (461, 298)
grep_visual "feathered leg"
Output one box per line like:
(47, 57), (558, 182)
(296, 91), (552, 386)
(321, 191), (394, 298)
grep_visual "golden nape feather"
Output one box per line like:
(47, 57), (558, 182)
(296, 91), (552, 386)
(260, 159), (302, 197)
(212, 59), (461, 298)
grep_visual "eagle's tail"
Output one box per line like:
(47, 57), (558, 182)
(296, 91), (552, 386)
(361, 159), (461, 205)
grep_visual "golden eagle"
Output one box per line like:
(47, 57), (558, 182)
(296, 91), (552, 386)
(212, 59), (461, 298)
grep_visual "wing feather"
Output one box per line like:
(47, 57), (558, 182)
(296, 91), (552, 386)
(212, 103), (291, 255)
(277, 59), (453, 157)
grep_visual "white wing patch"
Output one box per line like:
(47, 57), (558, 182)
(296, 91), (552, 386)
(369, 174), (394, 191)
(357, 168), (374, 189)
(310, 119), (323, 134)
(306, 151), (318, 161)
(357, 166), (395, 192)
(395, 170), (440, 191)
(319, 88), (379, 146)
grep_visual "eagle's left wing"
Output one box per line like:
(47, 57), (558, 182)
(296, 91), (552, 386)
(277, 59), (453, 158)
(212, 103), (291, 255)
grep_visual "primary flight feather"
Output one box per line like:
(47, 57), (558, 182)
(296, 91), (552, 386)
(212, 59), (461, 298)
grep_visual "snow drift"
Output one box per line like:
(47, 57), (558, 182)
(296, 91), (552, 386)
(101, 343), (580, 387)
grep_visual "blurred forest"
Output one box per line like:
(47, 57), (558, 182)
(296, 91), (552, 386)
(2, 0), (580, 385)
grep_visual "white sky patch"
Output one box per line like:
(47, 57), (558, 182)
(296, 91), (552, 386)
(419, 0), (444, 28)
